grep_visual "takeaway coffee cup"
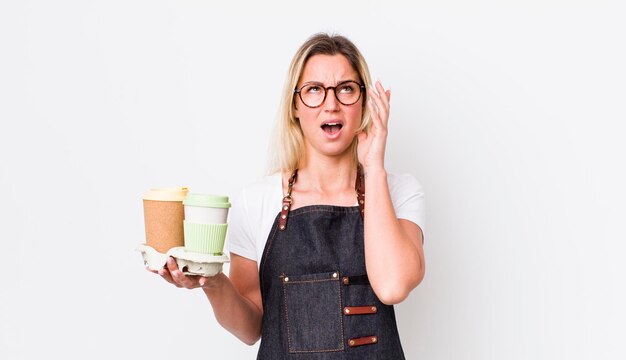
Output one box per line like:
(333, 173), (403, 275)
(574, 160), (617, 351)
(183, 193), (231, 254)
(142, 187), (189, 254)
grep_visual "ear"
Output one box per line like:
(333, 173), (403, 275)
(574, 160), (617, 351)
(293, 98), (300, 117)
(291, 92), (300, 118)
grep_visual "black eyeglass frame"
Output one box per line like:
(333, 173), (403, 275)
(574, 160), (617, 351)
(294, 80), (366, 108)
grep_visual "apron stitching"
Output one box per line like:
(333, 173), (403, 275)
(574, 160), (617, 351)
(260, 214), (282, 288)
(287, 207), (360, 218)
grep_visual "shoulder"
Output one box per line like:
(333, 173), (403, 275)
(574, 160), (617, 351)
(237, 173), (283, 205)
(387, 172), (424, 199)
(386, 172), (426, 232)
(232, 172), (284, 227)
(227, 173), (283, 262)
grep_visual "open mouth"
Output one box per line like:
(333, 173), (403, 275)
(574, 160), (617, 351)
(321, 122), (343, 134)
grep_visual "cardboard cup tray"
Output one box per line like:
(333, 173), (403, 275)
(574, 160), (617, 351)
(136, 243), (229, 277)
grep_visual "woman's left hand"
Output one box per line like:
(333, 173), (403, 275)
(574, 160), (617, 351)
(357, 80), (391, 170)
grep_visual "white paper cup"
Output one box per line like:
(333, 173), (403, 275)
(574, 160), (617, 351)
(184, 205), (228, 224)
(183, 194), (231, 254)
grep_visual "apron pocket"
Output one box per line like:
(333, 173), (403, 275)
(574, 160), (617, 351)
(281, 271), (344, 353)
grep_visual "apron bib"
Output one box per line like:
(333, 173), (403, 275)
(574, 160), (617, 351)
(256, 167), (406, 359)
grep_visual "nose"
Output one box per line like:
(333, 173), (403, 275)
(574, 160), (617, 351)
(323, 88), (340, 111)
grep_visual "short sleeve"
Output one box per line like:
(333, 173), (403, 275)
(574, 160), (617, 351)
(224, 186), (257, 261)
(389, 173), (426, 237)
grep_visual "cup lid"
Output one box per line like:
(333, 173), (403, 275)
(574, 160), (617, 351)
(183, 193), (231, 208)
(143, 187), (189, 201)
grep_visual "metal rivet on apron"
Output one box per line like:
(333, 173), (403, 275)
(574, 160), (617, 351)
(349, 340), (355, 346)
(371, 306), (377, 312)
(372, 336), (377, 343)
(332, 272), (338, 278)
(283, 205), (288, 211)
(283, 277), (289, 282)
(359, 199), (364, 204)
(281, 214), (286, 219)
(279, 225), (285, 230)
(344, 308), (350, 314)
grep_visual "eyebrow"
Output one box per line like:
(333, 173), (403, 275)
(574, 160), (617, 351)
(300, 79), (359, 86)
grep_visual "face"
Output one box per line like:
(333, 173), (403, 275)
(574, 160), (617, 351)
(294, 54), (363, 160)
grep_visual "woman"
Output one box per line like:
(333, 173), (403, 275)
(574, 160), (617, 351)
(152, 33), (425, 359)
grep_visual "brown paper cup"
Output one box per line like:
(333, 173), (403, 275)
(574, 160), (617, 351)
(143, 187), (188, 254)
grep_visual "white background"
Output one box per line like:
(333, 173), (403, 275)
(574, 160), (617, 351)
(1, 1), (625, 359)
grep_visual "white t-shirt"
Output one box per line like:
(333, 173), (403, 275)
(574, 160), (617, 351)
(225, 172), (425, 265)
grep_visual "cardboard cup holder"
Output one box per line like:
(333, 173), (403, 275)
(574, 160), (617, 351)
(136, 243), (229, 277)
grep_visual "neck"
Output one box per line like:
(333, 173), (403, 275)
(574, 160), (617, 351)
(297, 153), (356, 193)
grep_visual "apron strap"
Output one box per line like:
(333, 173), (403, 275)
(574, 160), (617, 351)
(279, 164), (365, 231)
(278, 170), (297, 230)
(356, 163), (365, 216)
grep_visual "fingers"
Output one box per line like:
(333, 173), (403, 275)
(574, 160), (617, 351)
(148, 257), (211, 290)
(150, 257), (196, 289)
(165, 256), (179, 272)
(368, 80), (390, 108)
(158, 267), (182, 288)
(166, 257), (199, 289)
(367, 98), (378, 121)
(367, 80), (390, 127)
(374, 80), (390, 109)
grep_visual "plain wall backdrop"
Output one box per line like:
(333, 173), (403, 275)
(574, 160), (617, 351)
(1, 1), (625, 359)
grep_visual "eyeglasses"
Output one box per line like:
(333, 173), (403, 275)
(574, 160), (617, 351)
(294, 80), (365, 108)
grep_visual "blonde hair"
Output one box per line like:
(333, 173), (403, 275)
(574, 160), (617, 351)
(268, 33), (373, 174)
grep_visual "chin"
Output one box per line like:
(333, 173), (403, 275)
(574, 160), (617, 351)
(318, 144), (354, 158)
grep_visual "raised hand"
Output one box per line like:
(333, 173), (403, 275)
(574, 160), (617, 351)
(357, 80), (391, 171)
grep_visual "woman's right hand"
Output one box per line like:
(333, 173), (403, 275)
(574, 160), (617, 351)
(147, 253), (263, 345)
(147, 256), (223, 289)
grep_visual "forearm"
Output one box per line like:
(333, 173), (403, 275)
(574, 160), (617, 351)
(363, 167), (425, 304)
(202, 273), (262, 345)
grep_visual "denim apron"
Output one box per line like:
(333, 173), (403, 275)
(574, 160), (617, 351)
(257, 167), (406, 359)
